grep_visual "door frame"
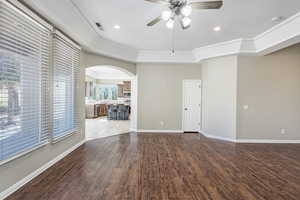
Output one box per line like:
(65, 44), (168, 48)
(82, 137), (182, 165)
(182, 79), (202, 132)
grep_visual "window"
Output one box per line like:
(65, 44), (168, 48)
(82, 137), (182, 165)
(97, 85), (118, 100)
(0, 1), (81, 163)
(52, 31), (80, 139)
(0, 1), (51, 161)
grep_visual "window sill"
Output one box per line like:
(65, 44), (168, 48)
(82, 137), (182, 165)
(0, 142), (49, 166)
(51, 129), (78, 144)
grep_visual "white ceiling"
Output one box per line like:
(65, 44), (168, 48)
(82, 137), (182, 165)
(86, 66), (132, 80)
(71, 0), (300, 51)
(23, 0), (300, 62)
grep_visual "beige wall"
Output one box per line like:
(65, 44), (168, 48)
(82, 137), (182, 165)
(201, 56), (238, 140)
(137, 63), (201, 131)
(83, 51), (136, 75)
(237, 44), (300, 140)
(200, 44), (300, 141)
(0, 53), (86, 194)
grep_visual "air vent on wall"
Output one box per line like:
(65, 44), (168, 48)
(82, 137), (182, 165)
(95, 22), (104, 31)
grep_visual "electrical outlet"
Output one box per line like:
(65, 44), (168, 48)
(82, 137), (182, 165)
(160, 121), (165, 127)
(243, 105), (249, 110)
(280, 129), (286, 134)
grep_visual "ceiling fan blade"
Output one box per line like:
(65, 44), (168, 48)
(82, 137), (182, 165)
(147, 16), (162, 26)
(190, 1), (223, 9)
(144, 0), (170, 5)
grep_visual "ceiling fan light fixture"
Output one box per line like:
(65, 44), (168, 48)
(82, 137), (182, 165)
(213, 26), (221, 32)
(166, 18), (174, 29)
(182, 17), (191, 28)
(181, 5), (192, 17)
(162, 10), (172, 21)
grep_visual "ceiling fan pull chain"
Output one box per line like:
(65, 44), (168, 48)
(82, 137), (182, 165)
(172, 25), (175, 54)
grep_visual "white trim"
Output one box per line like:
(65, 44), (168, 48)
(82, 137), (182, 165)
(130, 128), (137, 132)
(236, 139), (300, 144)
(199, 130), (237, 142)
(136, 50), (197, 63)
(137, 130), (183, 133)
(254, 12), (300, 55)
(200, 131), (300, 144)
(255, 12), (300, 40)
(0, 140), (85, 200)
(130, 76), (138, 132)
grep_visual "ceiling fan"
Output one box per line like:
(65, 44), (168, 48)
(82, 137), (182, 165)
(146, 0), (223, 30)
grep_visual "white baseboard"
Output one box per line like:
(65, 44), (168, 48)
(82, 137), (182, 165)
(0, 140), (86, 200)
(199, 130), (300, 144)
(129, 128), (137, 132)
(199, 130), (237, 142)
(236, 139), (300, 144)
(137, 129), (183, 133)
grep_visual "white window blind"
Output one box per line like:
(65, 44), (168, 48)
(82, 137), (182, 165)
(0, 1), (51, 161)
(53, 32), (80, 139)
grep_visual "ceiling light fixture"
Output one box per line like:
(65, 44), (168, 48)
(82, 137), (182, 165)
(166, 18), (174, 29)
(114, 24), (120, 29)
(213, 26), (221, 32)
(182, 17), (191, 28)
(146, 0), (223, 30)
(162, 10), (172, 21)
(181, 5), (192, 17)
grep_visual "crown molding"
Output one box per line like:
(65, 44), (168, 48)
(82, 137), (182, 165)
(255, 12), (300, 40)
(136, 38), (257, 63)
(193, 39), (256, 62)
(136, 50), (197, 63)
(254, 11), (300, 55)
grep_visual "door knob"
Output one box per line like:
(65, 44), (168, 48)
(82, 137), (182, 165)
(184, 108), (188, 111)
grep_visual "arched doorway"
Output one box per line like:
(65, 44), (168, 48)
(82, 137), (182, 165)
(84, 65), (137, 140)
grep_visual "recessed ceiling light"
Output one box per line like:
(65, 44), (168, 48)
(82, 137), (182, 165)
(213, 26), (221, 32)
(114, 24), (120, 29)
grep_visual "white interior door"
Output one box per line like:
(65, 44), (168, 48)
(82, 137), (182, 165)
(183, 80), (201, 132)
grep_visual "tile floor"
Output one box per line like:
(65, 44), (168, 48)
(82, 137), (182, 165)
(85, 117), (130, 140)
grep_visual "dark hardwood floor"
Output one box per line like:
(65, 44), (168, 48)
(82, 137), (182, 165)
(6, 133), (300, 200)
